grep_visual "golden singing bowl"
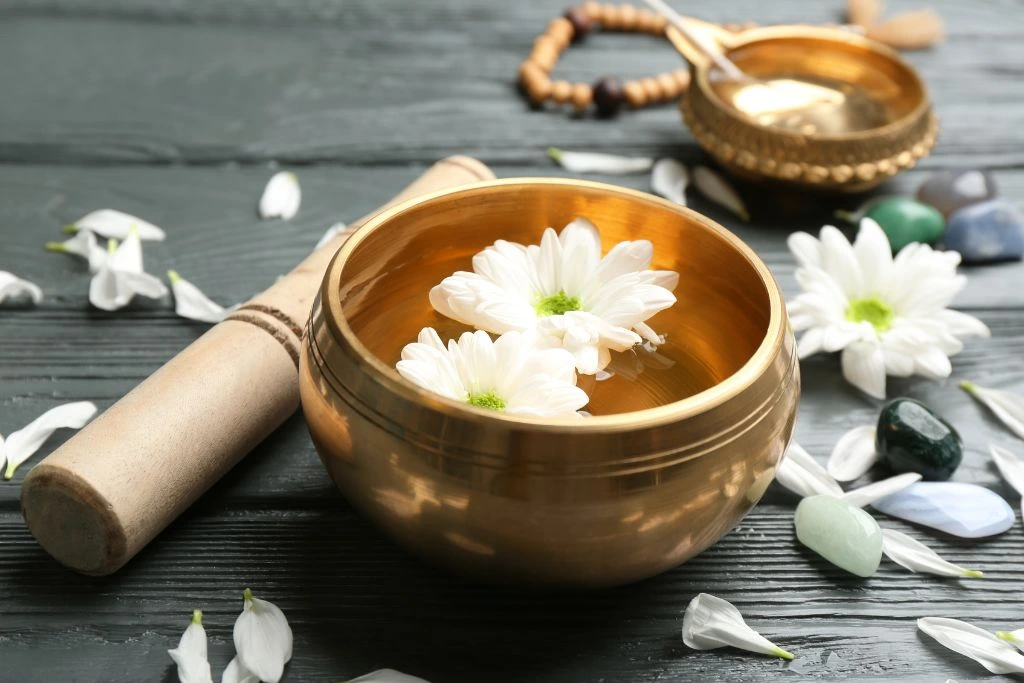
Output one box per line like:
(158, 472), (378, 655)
(299, 178), (799, 588)
(669, 21), (938, 191)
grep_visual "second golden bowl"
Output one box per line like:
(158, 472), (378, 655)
(300, 178), (799, 588)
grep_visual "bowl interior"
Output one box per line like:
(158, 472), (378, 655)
(712, 35), (926, 136)
(336, 180), (772, 416)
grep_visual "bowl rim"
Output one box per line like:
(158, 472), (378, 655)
(319, 177), (788, 433)
(692, 24), (933, 144)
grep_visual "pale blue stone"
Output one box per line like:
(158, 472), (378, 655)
(944, 199), (1024, 264)
(871, 482), (1015, 538)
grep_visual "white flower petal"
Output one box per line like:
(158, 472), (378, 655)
(348, 670), (431, 683)
(70, 209), (166, 241)
(259, 171), (301, 220)
(996, 629), (1024, 653)
(935, 309), (991, 339)
(819, 225), (864, 298)
(233, 589), (293, 683)
(962, 383), (1024, 440)
(46, 229), (107, 273)
(692, 166), (750, 221)
(841, 341), (886, 399)
(917, 617), (1024, 675)
(682, 593), (793, 659)
(651, 158), (688, 205)
(827, 425), (878, 481)
(775, 442), (844, 498)
(3, 401), (97, 480)
(842, 472), (921, 508)
(787, 231), (821, 269)
(168, 271), (228, 324)
(0, 270), (43, 305)
(547, 147), (653, 174)
(990, 444), (1024, 496)
(882, 529), (983, 578)
(168, 610), (213, 683)
(110, 230), (145, 274)
(851, 218), (892, 293)
(221, 657), (258, 683)
(89, 266), (169, 311)
(316, 222), (350, 249)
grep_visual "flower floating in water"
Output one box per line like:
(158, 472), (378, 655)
(2, 401), (97, 480)
(962, 382), (1024, 439)
(233, 588), (293, 683)
(788, 219), (989, 399)
(167, 271), (229, 323)
(682, 593), (794, 660)
(66, 208), (166, 241)
(89, 229), (169, 311)
(167, 609), (213, 683)
(917, 617), (1024, 675)
(0, 270), (43, 305)
(881, 529), (983, 578)
(259, 171), (301, 220)
(430, 218), (678, 374)
(397, 328), (588, 418)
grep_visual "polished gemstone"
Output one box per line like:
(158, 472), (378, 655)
(916, 168), (998, 218)
(795, 495), (883, 577)
(944, 199), (1024, 264)
(865, 198), (945, 252)
(871, 482), (1015, 538)
(876, 398), (962, 480)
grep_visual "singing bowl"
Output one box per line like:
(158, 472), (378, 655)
(299, 178), (799, 588)
(669, 21), (938, 192)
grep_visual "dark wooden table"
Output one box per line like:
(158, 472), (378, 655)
(2, 1), (1023, 681)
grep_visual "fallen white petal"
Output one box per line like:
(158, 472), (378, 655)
(0, 271), (43, 305)
(233, 588), (293, 683)
(692, 166), (750, 221)
(70, 209), (166, 241)
(168, 271), (228, 324)
(683, 593), (794, 659)
(882, 529), (983, 578)
(996, 629), (1024, 653)
(348, 670), (432, 683)
(168, 610), (213, 683)
(963, 382), (1024, 440)
(827, 425), (878, 481)
(775, 442), (844, 498)
(46, 229), (107, 273)
(991, 444), (1024, 501)
(316, 221), (350, 249)
(841, 341), (886, 400)
(259, 172), (301, 220)
(918, 617), (1024, 674)
(221, 657), (258, 683)
(547, 147), (654, 174)
(3, 401), (97, 479)
(651, 158), (688, 206)
(842, 473), (921, 508)
(90, 265), (169, 311)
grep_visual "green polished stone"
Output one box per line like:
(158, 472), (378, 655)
(795, 495), (882, 577)
(865, 197), (946, 252)
(876, 398), (963, 481)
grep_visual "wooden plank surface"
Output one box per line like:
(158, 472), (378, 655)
(0, 0), (1023, 680)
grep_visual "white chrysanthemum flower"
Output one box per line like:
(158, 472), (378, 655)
(396, 328), (588, 418)
(787, 219), (989, 399)
(429, 218), (679, 374)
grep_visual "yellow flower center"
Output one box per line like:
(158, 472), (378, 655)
(535, 290), (582, 317)
(846, 297), (894, 333)
(467, 391), (506, 411)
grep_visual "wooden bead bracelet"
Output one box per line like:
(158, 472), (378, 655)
(517, 3), (754, 117)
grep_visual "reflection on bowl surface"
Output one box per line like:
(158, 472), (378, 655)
(300, 178), (799, 588)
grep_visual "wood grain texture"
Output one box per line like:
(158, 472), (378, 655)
(0, 0), (1023, 680)
(0, 0), (1020, 165)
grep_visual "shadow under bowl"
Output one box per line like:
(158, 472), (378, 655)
(299, 178), (800, 588)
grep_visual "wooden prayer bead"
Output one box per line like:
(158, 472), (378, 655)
(571, 83), (593, 111)
(635, 9), (662, 34)
(618, 4), (639, 30)
(581, 2), (602, 21)
(657, 73), (678, 99)
(531, 45), (558, 71)
(641, 77), (664, 102)
(601, 4), (624, 30)
(623, 80), (646, 107)
(528, 76), (553, 105)
(534, 34), (561, 55)
(551, 80), (574, 104)
(672, 68), (691, 90)
(547, 17), (575, 50)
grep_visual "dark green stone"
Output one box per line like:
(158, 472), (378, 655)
(875, 398), (963, 481)
(865, 198), (946, 252)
